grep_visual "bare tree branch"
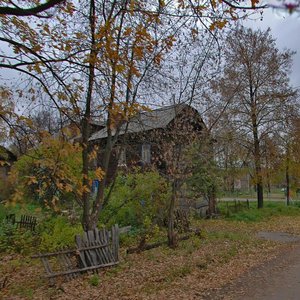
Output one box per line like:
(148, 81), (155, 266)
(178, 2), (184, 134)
(0, 0), (64, 17)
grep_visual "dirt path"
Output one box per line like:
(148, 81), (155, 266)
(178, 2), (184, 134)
(210, 233), (300, 300)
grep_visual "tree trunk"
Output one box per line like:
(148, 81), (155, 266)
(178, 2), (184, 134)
(254, 142), (263, 209)
(256, 181), (263, 209)
(89, 137), (113, 229)
(208, 186), (216, 215)
(168, 180), (177, 248)
(286, 145), (290, 206)
(251, 100), (264, 209)
(81, 0), (96, 231)
(265, 154), (271, 194)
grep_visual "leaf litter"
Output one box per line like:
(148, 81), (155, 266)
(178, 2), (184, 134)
(1, 216), (300, 299)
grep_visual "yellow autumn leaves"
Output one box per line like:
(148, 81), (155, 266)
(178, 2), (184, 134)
(7, 136), (105, 210)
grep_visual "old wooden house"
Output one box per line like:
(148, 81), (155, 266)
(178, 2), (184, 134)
(89, 103), (207, 183)
(0, 146), (16, 201)
(0, 146), (16, 181)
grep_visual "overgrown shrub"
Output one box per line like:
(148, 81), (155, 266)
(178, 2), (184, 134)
(39, 216), (82, 251)
(0, 221), (38, 254)
(100, 170), (171, 233)
(8, 137), (82, 209)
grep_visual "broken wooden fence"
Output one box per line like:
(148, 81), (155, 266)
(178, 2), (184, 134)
(32, 224), (119, 283)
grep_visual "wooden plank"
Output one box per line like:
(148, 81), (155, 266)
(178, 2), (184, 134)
(99, 229), (111, 264)
(66, 252), (78, 278)
(40, 256), (55, 285)
(98, 229), (109, 264)
(40, 257), (52, 276)
(60, 249), (78, 280)
(40, 254), (55, 285)
(61, 247), (75, 279)
(75, 235), (88, 269)
(93, 228), (106, 266)
(87, 230), (98, 267)
(33, 248), (76, 258)
(58, 253), (72, 280)
(81, 231), (93, 266)
(119, 225), (131, 234)
(45, 261), (119, 278)
(99, 228), (112, 265)
(108, 235), (116, 263)
(111, 224), (119, 262)
(96, 229), (106, 264)
(32, 243), (110, 259)
(106, 229), (115, 262)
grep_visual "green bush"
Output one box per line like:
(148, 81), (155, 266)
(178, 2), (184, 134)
(0, 221), (38, 254)
(100, 170), (171, 232)
(39, 216), (82, 251)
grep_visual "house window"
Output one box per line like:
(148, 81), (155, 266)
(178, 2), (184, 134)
(141, 143), (151, 164)
(118, 148), (126, 166)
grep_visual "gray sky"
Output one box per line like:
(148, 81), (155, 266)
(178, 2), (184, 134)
(1, 8), (299, 93)
(244, 9), (300, 89)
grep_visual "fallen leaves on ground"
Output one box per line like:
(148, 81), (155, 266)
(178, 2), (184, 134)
(1, 216), (300, 299)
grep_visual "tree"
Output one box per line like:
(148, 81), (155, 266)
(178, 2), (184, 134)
(0, 86), (14, 143)
(187, 138), (220, 216)
(212, 120), (252, 194)
(272, 102), (300, 204)
(0, 1), (270, 231)
(9, 136), (83, 208)
(0, 0), (65, 16)
(214, 26), (296, 208)
(0, 0), (182, 230)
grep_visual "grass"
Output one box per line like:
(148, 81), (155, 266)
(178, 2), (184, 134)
(10, 285), (34, 299)
(165, 264), (192, 282)
(2, 214), (300, 299)
(89, 274), (100, 287)
(3, 199), (300, 299)
(217, 200), (300, 222)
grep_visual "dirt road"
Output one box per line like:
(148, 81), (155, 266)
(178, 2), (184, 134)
(212, 233), (300, 300)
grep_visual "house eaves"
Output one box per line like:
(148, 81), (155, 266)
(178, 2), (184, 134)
(89, 104), (187, 142)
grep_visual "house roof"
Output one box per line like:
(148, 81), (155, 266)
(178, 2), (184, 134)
(89, 103), (200, 141)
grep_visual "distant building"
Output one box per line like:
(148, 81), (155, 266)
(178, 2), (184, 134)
(234, 173), (251, 191)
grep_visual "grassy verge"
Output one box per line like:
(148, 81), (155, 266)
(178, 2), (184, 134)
(217, 200), (300, 222)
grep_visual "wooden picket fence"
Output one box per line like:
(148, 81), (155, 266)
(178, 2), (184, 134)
(225, 199), (250, 215)
(32, 224), (119, 284)
(17, 215), (37, 231)
(6, 214), (37, 231)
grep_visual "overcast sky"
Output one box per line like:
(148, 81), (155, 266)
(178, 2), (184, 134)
(244, 8), (300, 89)
(1, 7), (299, 94)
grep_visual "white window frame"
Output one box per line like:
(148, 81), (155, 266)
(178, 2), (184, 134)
(141, 143), (151, 164)
(118, 147), (126, 166)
